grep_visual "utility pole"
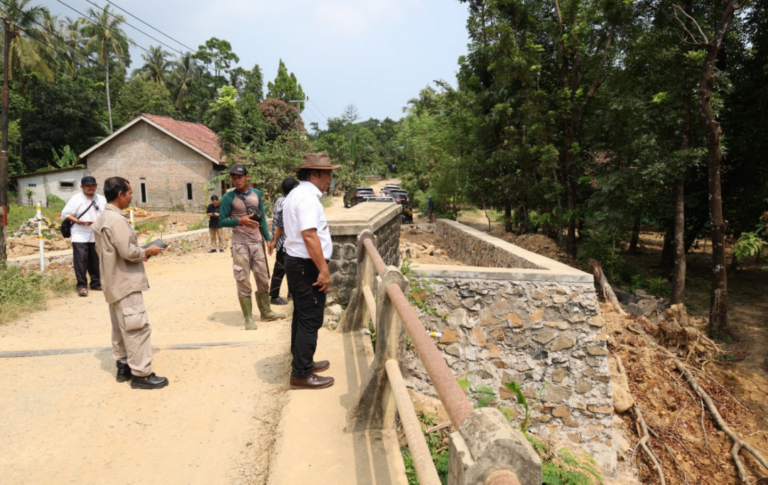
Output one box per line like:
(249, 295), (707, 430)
(0, 19), (11, 262)
(289, 97), (306, 156)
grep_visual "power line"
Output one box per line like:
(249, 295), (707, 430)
(104, 0), (196, 52)
(305, 103), (324, 124)
(83, 0), (185, 56)
(54, 0), (154, 57)
(14, 24), (77, 63)
(0, 0), (93, 61)
(308, 96), (329, 121)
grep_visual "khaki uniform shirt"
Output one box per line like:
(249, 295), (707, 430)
(93, 204), (149, 304)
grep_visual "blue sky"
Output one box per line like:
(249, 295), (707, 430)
(38, 0), (470, 127)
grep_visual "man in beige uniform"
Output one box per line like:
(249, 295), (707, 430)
(93, 176), (168, 390)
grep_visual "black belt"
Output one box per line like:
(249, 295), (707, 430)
(285, 255), (329, 264)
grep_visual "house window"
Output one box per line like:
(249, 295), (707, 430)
(28, 183), (37, 187)
(140, 182), (148, 204)
(59, 181), (75, 189)
(186, 183), (193, 201)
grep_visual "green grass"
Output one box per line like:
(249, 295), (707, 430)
(7, 202), (66, 232)
(0, 264), (73, 324)
(134, 220), (164, 233)
(188, 220), (207, 231)
(321, 196), (333, 208)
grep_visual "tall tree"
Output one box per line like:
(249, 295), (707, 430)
(673, 0), (748, 333)
(266, 59), (305, 109)
(134, 45), (171, 86)
(168, 52), (200, 110)
(81, 5), (131, 133)
(0, 0), (54, 80)
(206, 85), (242, 158)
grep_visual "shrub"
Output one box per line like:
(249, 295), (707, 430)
(0, 264), (72, 324)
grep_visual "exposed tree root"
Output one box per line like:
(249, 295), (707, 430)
(633, 405), (666, 485)
(594, 257), (768, 483)
(590, 259), (626, 315)
(673, 359), (768, 484)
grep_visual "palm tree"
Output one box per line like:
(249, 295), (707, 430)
(57, 16), (86, 72)
(81, 5), (131, 133)
(0, 0), (54, 80)
(168, 51), (200, 109)
(133, 45), (171, 86)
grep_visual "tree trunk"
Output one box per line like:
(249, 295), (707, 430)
(504, 201), (513, 233)
(698, 0), (742, 335)
(566, 172), (577, 258)
(629, 217), (641, 254)
(671, 98), (691, 305)
(106, 65), (113, 134)
(671, 177), (687, 304)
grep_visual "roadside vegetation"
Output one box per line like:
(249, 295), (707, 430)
(0, 264), (72, 324)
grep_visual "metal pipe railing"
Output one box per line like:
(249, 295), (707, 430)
(362, 237), (386, 275)
(345, 230), (537, 485)
(385, 359), (442, 485)
(386, 282), (474, 429)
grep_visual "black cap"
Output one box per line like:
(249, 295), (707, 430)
(81, 176), (97, 185)
(229, 164), (248, 176)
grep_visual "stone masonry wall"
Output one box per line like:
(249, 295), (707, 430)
(405, 278), (614, 466)
(437, 220), (545, 270)
(328, 213), (400, 304)
(9, 228), (232, 276)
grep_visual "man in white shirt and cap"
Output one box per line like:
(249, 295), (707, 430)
(61, 176), (107, 297)
(282, 153), (339, 390)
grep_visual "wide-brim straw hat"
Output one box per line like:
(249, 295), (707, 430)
(293, 153), (341, 172)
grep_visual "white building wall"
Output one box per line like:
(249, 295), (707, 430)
(14, 168), (87, 206)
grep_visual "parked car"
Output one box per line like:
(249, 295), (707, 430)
(381, 184), (402, 196)
(364, 196), (396, 203)
(344, 187), (375, 208)
(389, 190), (410, 206)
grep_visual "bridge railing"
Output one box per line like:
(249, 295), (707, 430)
(339, 229), (542, 485)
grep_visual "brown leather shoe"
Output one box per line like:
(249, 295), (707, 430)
(77, 288), (88, 297)
(290, 374), (334, 390)
(91, 286), (103, 291)
(313, 360), (330, 373)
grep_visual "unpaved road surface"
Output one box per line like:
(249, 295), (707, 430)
(0, 251), (291, 485)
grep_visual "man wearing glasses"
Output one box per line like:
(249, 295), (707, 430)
(61, 176), (107, 297)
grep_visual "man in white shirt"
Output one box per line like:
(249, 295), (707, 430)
(283, 153), (339, 390)
(61, 176), (107, 297)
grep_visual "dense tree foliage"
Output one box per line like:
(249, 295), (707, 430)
(398, 0), (766, 332)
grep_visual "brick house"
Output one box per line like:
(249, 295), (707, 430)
(12, 114), (227, 211)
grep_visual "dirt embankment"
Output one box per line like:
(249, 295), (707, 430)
(604, 302), (768, 484)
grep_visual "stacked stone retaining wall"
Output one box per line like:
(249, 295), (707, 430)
(328, 210), (400, 304)
(406, 220), (615, 469)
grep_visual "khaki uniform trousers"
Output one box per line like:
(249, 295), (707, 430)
(231, 243), (270, 298)
(209, 228), (224, 251)
(110, 291), (153, 377)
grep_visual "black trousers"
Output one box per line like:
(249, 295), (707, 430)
(285, 255), (327, 378)
(72, 242), (101, 289)
(269, 248), (290, 299)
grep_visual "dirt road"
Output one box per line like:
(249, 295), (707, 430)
(0, 251), (291, 485)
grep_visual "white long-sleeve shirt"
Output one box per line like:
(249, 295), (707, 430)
(61, 192), (107, 243)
